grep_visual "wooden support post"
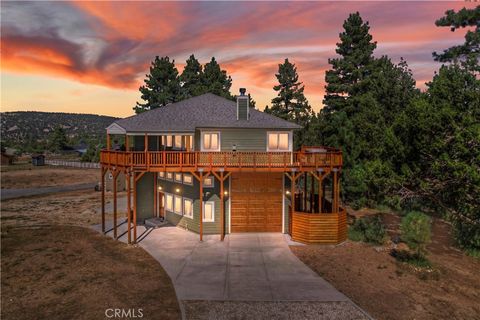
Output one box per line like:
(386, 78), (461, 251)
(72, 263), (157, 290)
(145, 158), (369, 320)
(113, 171), (118, 239)
(310, 172), (315, 213)
(199, 172), (204, 241)
(127, 171), (131, 244)
(318, 176), (323, 213)
(125, 135), (129, 151)
(333, 170), (339, 213)
(133, 173), (138, 243)
(153, 172), (157, 217)
(101, 167), (105, 233)
(303, 172), (307, 212)
(107, 134), (111, 150)
(186, 135), (191, 152)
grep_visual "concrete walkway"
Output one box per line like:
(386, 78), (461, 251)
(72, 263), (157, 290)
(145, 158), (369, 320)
(93, 221), (348, 302)
(1, 183), (96, 201)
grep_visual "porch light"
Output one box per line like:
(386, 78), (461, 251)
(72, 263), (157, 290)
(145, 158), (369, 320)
(175, 188), (181, 193)
(285, 190), (291, 195)
(158, 186), (163, 191)
(224, 191), (228, 196)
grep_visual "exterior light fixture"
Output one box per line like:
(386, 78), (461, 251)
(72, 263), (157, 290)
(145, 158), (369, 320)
(224, 191), (228, 196)
(158, 186), (163, 191)
(175, 188), (180, 193)
(285, 190), (291, 195)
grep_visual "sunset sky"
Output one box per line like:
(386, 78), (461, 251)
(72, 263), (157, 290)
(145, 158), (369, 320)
(1, 1), (475, 117)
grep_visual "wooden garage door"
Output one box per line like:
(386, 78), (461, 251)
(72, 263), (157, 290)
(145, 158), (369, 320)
(231, 173), (283, 232)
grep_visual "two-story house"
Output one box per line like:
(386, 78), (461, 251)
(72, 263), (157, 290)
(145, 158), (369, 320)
(100, 90), (346, 245)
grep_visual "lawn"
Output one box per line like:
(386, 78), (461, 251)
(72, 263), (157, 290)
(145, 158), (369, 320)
(291, 214), (480, 320)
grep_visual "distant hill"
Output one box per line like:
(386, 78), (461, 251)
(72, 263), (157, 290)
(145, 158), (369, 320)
(1, 111), (119, 150)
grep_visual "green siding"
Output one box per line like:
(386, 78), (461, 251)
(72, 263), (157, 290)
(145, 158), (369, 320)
(157, 173), (229, 235)
(135, 172), (154, 222)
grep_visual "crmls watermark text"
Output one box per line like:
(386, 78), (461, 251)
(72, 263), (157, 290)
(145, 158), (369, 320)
(105, 308), (144, 318)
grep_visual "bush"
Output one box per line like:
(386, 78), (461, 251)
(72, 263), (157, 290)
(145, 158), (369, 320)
(400, 211), (431, 257)
(390, 249), (432, 268)
(349, 215), (387, 244)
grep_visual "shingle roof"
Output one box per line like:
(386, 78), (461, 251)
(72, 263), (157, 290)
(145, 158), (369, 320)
(112, 93), (302, 132)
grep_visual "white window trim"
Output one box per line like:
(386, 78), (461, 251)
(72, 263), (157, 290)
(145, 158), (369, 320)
(266, 131), (292, 152)
(174, 135), (182, 149)
(183, 174), (193, 185)
(183, 198), (193, 219)
(203, 201), (215, 222)
(174, 195), (183, 215)
(203, 175), (215, 188)
(159, 172), (165, 179)
(165, 193), (174, 212)
(174, 173), (183, 182)
(166, 172), (173, 181)
(200, 131), (221, 152)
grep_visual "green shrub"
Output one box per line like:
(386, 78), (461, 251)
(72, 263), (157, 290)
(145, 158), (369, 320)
(349, 215), (386, 244)
(390, 249), (432, 268)
(400, 211), (431, 257)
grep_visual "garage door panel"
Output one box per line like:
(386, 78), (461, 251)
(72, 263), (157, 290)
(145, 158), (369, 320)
(231, 173), (283, 233)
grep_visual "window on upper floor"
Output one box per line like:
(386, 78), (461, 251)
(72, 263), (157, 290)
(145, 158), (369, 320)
(202, 132), (220, 151)
(174, 136), (182, 149)
(267, 132), (290, 151)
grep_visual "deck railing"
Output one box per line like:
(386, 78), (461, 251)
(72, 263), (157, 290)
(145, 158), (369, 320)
(100, 149), (342, 170)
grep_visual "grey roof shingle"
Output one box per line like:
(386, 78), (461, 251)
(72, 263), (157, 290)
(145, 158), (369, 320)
(113, 93), (302, 132)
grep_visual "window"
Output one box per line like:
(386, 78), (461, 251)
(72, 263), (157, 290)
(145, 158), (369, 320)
(166, 172), (173, 180)
(174, 135), (182, 149)
(166, 135), (173, 147)
(174, 195), (183, 214)
(183, 174), (193, 185)
(202, 132), (220, 151)
(183, 198), (193, 218)
(165, 193), (173, 212)
(203, 175), (214, 187)
(267, 132), (290, 151)
(203, 201), (215, 222)
(174, 173), (182, 182)
(159, 172), (165, 179)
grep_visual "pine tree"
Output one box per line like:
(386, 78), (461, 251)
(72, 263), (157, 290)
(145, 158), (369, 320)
(48, 126), (69, 152)
(179, 54), (204, 99)
(269, 58), (313, 148)
(248, 94), (256, 109)
(134, 56), (181, 114)
(323, 12), (377, 115)
(433, 6), (480, 73)
(202, 57), (233, 99)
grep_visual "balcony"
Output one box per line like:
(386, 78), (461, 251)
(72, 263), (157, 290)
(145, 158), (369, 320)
(100, 147), (342, 172)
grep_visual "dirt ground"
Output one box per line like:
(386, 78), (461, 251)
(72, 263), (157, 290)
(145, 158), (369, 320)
(1, 165), (99, 189)
(1, 225), (181, 320)
(1, 167), (181, 320)
(291, 214), (480, 320)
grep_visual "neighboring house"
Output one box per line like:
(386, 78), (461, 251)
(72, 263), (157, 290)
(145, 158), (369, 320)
(1, 152), (14, 165)
(100, 90), (345, 245)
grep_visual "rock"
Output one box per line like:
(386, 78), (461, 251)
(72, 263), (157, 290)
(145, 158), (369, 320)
(396, 242), (409, 251)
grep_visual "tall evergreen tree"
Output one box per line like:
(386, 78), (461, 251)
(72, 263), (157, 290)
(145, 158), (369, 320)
(268, 58), (314, 148)
(323, 12), (377, 115)
(134, 56), (181, 114)
(433, 6), (480, 73)
(179, 54), (204, 99)
(202, 57), (233, 99)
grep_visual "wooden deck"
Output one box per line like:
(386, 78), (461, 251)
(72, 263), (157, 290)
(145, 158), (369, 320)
(291, 208), (347, 244)
(100, 149), (342, 173)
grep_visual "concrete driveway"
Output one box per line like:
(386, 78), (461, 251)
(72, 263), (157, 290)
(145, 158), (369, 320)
(95, 221), (348, 302)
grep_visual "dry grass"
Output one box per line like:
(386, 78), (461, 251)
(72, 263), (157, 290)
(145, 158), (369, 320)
(1, 165), (99, 189)
(291, 215), (480, 320)
(1, 225), (181, 320)
(1, 167), (181, 320)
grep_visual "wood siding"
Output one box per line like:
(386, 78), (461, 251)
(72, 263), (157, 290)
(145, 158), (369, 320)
(291, 209), (347, 244)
